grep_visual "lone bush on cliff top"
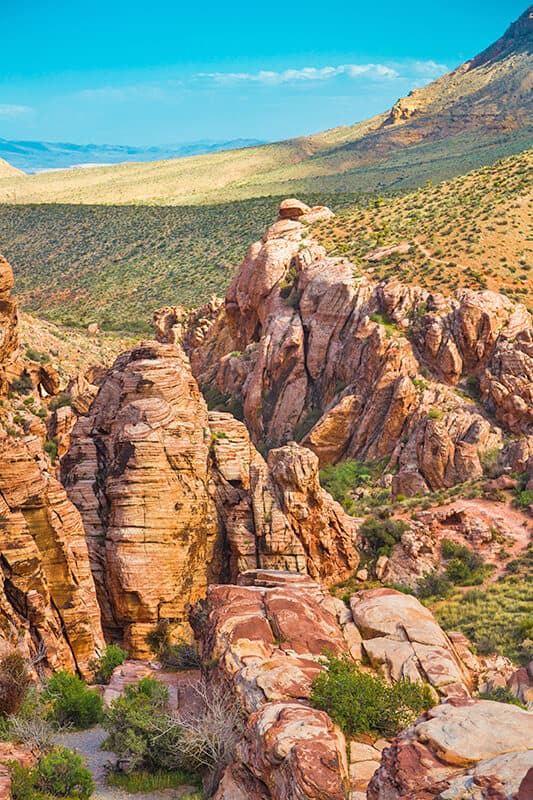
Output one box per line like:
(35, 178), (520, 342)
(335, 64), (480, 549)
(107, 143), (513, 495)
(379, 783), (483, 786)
(310, 654), (434, 738)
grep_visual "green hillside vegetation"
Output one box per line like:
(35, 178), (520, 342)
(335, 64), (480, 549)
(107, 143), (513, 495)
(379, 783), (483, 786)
(0, 194), (362, 331)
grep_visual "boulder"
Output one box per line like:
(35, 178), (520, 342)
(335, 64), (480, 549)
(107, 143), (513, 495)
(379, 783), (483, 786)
(368, 699), (533, 799)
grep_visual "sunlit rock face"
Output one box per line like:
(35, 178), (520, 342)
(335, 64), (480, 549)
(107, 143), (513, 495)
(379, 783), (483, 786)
(62, 345), (358, 657)
(170, 200), (531, 497)
(0, 253), (104, 678)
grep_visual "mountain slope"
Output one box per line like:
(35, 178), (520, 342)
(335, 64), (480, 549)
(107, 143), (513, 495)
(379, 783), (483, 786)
(0, 6), (531, 204)
(0, 157), (22, 177)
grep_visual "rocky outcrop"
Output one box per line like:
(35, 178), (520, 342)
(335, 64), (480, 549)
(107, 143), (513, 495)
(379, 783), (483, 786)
(194, 571), (493, 799)
(61, 341), (220, 656)
(62, 345), (358, 657)
(171, 202), (531, 496)
(0, 433), (104, 678)
(368, 699), (533, 800)
(0, 256), (18, 393)
(0, 254), (104, 678)
(210, 413), (358, 582)
(350, 589), (472, 698)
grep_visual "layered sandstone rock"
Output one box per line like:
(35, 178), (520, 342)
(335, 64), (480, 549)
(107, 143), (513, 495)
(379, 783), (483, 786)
(0, 434), (104, 678)
(0, 256), (18, 393)
(61, 341), (220, 656)
(368, 699), (533, 800)
(62, 347), (359, 656)
(210, 412), (358, 582)
(350, 589), (472, 698)
(0, 254), (103, 678)
(174, 202), (532, 496)
(196, 571), (489, 799)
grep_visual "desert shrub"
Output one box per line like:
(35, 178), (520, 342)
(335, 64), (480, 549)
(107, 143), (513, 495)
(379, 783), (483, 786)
(8, 689), (57, 755)
(416, 570), (453, 599)
(11, 373), (33, 396)
(10, 748), (93, 800)
(0, 653), (31, 718)
(319, 459), (387, 515)
(48, 393), (73, 412)
(36, 747), (94, 799)
(440, 539), (489, 585)
(359, 517), (408, 558)
(145, 623), (200, 671)
(103, 677), (182, 773)
(477, 686), (526, 708)
(90, 645), (127, 685)
(43, 671), (103, 729)
(25, 348), (50, 364)
(310, 654), (434, 738)
(513, 489), (533, 509)
(160, 642), (202, 671)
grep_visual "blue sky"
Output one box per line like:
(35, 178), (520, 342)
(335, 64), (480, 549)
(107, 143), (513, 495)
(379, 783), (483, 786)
(0, 0), (527, 145)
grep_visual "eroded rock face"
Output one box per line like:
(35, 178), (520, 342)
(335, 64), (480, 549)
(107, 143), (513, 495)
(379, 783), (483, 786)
(195, 571), (495, 799)
(0, 255), (18, 393)
(367, 699), (533, 800)
(175, 202), (532, 496)
(210, 413), (359, 583)
(62, 347), (358, 657)
(351, 589), (472, 698)
(61, 342), (220, 656)
(0, 431), (104, 678)
(0, 254), (103, 678)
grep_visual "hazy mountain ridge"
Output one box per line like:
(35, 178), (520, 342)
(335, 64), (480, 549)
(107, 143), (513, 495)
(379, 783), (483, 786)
(0, 137), (266, 173)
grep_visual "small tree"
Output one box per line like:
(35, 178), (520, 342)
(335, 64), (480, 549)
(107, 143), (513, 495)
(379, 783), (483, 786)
(91, 644), (128, 684)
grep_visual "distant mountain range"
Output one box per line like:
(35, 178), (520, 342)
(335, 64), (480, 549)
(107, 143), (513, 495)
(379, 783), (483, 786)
(0, 138), (266, 173)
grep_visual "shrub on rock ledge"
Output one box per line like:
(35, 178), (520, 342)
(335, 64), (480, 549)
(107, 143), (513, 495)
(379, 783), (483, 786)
(310, 654), (434, 738)
(43, 671), (103, 729)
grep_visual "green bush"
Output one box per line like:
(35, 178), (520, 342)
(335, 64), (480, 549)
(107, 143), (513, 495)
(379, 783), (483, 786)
(48, 393), (73, 412)
(10, 748), (93, 800)
(0, 652), (31, 718)
(103, 677), (182, 773)
(90, 645), (127, 685)
(416, 570), (453, 599)
(310, 654), (434, 738)
(36, 747), (94, 799)
(440, 539), (489, 585)
(477, 686), (526, 708)
(11, 373), (33, 396)
(107, 769), (199, 793)
(43, 671), (103, 729)
(319, 459), (387, 514)
(359, 517), (408, 558)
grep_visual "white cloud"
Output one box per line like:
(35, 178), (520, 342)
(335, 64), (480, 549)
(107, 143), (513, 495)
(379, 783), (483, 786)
(0, 104), (32, 118)
(197, 63), (399, 84)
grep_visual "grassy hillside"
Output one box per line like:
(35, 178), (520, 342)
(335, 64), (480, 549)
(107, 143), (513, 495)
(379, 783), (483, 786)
(0, 194), (362, 331)
(314, 149), (533, 314)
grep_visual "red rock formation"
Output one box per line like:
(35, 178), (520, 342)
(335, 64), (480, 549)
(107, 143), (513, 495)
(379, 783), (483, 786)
(174, 202), (532, 496)
(61, 341), (220, 656)
(62, 348), (359, 657)
(368, 699), (533, 800)
(0, 254), (104, 678)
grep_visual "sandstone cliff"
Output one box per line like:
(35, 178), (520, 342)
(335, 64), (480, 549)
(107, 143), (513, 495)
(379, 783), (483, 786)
(159, 200), (532, 497)
(0, 254), (104, 677)
(62, 343), (358, 656)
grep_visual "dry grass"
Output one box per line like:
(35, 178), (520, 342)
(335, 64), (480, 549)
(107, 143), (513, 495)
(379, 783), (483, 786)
(314, 149), (533, 313)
